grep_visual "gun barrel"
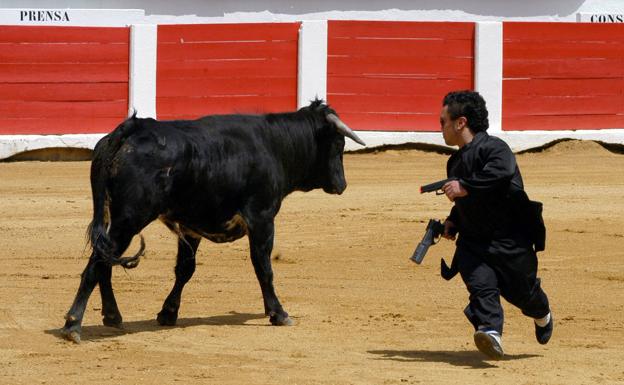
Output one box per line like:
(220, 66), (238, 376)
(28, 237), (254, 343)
(420, 177), (458, 194)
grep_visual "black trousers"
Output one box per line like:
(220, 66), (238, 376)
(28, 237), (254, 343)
(455, 238), (550, 335)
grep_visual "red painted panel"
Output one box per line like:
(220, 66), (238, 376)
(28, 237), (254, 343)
(157, 95), (296, 119)
(0, 43), (129, 63)
(327, 21), (474, 132)
(328, 55), (473, 77)
(503, 115), (624, 131)
(329, 77), (469, 97)
(337, 112), (440, 132)
(504, 95), (621, 116)
(0, 100), (127, 118)
(157, 23), (300, 43)
(0, 83), (128, 102)
(158, 41), (297, 61)
(329, 37), (473, 58)
(504, 78), (624, 97)
(0, 26), (129, 43)
(504, 58), (624, 79)
(0, 26), (129, 135)
(329, 94), (441, 114)
(157, 77), (296, 98)
(0, 117), (123, 135)
(503, 22), (624, 131)
(0, 63), (129, 83)
(504, 40), (624, 60)
(157, 23), (300, 119)
(157, 58), (296, 79)
(329, 21), (475, 39)
(504, 22), (624, 42)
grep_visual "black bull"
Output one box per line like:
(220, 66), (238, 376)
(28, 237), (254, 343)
(61, 100), (365, 343)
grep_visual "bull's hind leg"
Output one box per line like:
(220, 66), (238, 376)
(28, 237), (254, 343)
(62, 213), (153, 343)
(61, 232), (134, 343)
(157, 235), (201, 326)
(61, 255), (103, 343)
(98, 263), (123, 328)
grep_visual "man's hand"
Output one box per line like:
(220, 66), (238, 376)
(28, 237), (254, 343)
(442, 180), (468, 202)
(442, 220), (457, 240)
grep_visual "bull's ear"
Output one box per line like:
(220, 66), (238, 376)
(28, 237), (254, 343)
(310, 98), (325, 111)
(326, 114), (366, 146)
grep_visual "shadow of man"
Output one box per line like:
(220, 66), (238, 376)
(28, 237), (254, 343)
(46, 311), (266, 342)
(368, 349), (541, 369)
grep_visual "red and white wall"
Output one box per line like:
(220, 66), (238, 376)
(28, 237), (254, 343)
(1, 11), (624, 158)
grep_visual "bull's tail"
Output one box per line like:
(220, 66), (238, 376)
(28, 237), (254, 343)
(86, 113), (146, 269)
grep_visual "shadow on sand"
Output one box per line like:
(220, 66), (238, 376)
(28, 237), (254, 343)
(45, 311), (267, 342)
(368, 349), (541, 369)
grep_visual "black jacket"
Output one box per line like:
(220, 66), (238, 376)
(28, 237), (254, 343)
(446, 131), (531, 248)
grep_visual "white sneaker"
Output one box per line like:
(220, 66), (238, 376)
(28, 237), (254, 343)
(474, 330), (504, 359)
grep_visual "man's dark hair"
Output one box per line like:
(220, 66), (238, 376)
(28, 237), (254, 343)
(443, 90), (489, 133)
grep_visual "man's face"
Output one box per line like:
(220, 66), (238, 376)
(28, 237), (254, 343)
(440, 105), (457, 146)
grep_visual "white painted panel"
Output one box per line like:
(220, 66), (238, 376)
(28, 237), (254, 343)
(129, 24), (157, 118)
(298, 20), (327, 108)
(474, 22), (502, 133)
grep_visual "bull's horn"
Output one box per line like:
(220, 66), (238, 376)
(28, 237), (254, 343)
(326, 113), (366, 146)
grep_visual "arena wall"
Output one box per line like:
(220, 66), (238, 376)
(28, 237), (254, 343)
(1, 6), (624, 158)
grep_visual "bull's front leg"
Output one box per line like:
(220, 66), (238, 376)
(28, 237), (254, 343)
(157, 236), (200, 326)
(247, 220), (293, 326)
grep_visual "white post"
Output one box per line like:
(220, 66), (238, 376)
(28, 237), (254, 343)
(474, 22), (503, 133)
(129, 24), (157, 118)
(297, 20), (327, 108)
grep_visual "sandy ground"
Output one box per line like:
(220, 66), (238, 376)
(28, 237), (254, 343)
(0, 140), (623, 385)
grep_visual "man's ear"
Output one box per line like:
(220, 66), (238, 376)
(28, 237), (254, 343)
(455, 116), (467, 131)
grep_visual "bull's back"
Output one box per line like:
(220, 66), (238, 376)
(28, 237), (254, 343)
(111, 116), (273, 242)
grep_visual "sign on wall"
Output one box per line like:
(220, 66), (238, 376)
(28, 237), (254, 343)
(0, 8), (144, 26)
(577, 13), (624, 23)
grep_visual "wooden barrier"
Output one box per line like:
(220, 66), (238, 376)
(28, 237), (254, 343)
(0, 26), (129, 134)
(327, 21), (475, 131)
(1, 20), (624, 159)
(503, 22), (624, 131)
(156, 23), (300, 119)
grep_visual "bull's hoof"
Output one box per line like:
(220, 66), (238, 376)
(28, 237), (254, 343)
(62, 329), (81, 344)
(60, 325), (81, 343)
(269, 313), (294, 326)
(62, 314), (82, 343)
(102, 313), (123, 329)
(156, 309), (178, 326)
